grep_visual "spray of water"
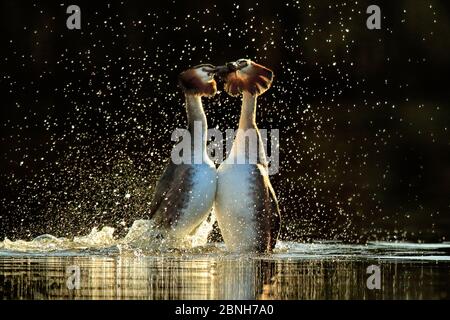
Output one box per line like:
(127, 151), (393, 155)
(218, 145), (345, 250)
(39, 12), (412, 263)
(1, 2), (448, 250)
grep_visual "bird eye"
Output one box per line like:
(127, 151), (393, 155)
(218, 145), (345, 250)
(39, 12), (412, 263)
(201, 67), (215, 76)
(235, 59), (249, 70)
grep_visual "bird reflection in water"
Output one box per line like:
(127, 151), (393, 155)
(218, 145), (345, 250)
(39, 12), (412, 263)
(0, 254), (449, 300)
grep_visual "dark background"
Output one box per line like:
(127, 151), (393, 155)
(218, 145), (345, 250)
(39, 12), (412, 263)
(1, 0), (449, 242)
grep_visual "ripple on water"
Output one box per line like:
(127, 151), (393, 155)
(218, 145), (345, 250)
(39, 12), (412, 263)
(1, 222), (450, 262)
(1, 226), (450, 299)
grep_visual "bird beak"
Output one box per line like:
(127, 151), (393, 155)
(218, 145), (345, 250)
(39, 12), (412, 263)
(212, 63), (235, 79)
(214, 60), (250, 79)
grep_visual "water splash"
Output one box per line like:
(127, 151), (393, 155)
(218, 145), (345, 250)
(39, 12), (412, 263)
(0, 215), (217, 255)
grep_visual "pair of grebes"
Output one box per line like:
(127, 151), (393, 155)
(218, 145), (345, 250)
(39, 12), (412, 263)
(148, 59), (280, 253)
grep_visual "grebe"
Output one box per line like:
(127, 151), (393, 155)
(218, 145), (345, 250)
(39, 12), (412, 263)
(148, 64), (217, 241)
(214, 59), (281, 253)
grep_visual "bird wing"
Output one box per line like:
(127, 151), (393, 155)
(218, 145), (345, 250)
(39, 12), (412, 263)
(266, 179), (281, 248)
(148, 162), (194, 228)
(252, 165), (281, 251)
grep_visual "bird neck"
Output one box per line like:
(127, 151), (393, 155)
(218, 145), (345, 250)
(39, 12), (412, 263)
(232, 92), (267, 166)
(185, 94), (208, 161)
(238, 92), (257, 130)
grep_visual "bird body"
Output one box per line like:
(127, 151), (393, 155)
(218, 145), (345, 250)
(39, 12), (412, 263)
(150, 161), (216, 238)
(216, 162), (279, 252)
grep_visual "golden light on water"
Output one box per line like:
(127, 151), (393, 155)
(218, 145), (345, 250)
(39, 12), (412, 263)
(1, 245), (449, 300)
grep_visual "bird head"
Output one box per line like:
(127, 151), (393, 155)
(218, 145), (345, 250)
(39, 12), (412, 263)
(178, 64), (218, 97)
(217, 59), (274, 97)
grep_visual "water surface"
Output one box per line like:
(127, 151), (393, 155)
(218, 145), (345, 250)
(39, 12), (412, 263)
(1, 240), (449, 300)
